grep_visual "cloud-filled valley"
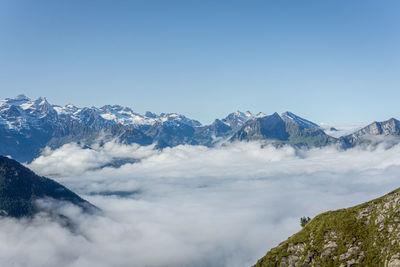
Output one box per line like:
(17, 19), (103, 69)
(0, 141), (399, 266)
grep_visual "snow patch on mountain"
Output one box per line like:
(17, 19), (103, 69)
(221, 110), (255, 129)
(280, 111), (320, 129)
(0, 95), (202, 131)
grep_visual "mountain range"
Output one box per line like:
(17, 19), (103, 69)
(1, 95), (400, 163)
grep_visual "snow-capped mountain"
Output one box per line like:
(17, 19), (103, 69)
(0, 94), (59, 131)
(0, 95), (152, 162)
(0, 94), (200, 130)
(98, 104), (201, 128)
(1, 94), (400, 163)
(221, 110), (254, 130)
(0, 95), (208, 161)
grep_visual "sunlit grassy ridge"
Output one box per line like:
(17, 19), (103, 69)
(254, 188), (400, 266)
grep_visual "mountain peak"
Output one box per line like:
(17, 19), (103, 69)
(14, 94), (30, 101)
(281, 111), (295, 117)
(145, 111), (157, 118)
(232, 110), (253, 118)
(101, 104), (122, 111)
(255, 112), (267, 118)
(387, 117), (399, 123)
(341, 117), (400, 148)
(65, 103), (78, 109)
(3, 94), (31, 104)
(222, 110), (254, 129)
(34, 96), (49, 106)
(280, 111), (320, 129)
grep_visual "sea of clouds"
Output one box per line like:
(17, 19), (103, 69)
(1, 140), (400, 267)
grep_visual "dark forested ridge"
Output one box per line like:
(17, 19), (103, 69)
(0, 156), (95, 217)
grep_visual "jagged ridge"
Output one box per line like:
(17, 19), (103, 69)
(1, 95), (400, 163)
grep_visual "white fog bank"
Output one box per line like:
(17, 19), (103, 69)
(1, 141), (398, 266)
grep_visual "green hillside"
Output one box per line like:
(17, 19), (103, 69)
(254, 188), (400, 267)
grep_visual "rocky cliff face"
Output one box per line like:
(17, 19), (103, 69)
(230, 112), (335, 147)
(254, 188), (400, 267)
(231, 112), (289, 141)
(341, 118), (400, 148)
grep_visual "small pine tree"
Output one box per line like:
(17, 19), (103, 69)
(300, 216), (311, 227)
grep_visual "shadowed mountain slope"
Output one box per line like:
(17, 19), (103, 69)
(230, 112), (335, 147)
(0, 156), (95, 218)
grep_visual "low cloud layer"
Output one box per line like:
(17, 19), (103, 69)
(319, 123), (365, 138)
(2, 141), (400, 266)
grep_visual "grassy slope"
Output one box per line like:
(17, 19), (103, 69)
(254, 188), (400, 266)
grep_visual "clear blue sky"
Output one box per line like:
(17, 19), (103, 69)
(0, 0), (399, 124)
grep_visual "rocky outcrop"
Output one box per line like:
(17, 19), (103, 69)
(230, 112), (335, 147)
(341, 118), (400, 148)
(254, 188), (400, 266)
